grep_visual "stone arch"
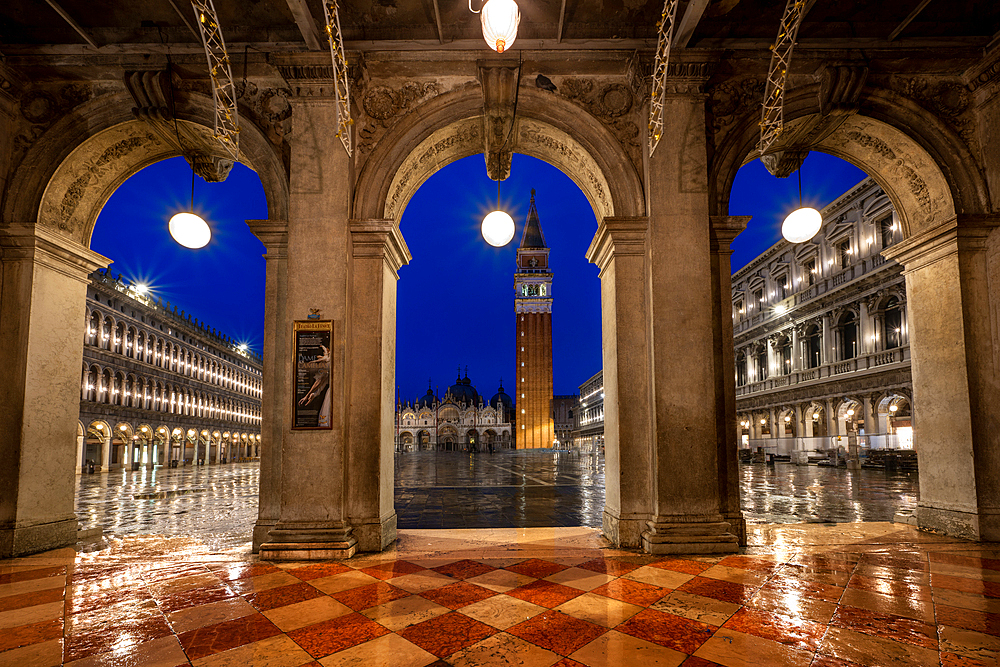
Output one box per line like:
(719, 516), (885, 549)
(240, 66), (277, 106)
(710, 82), (992, 237)
(354, 86), (645, 224)
(4, 88), (289, 246)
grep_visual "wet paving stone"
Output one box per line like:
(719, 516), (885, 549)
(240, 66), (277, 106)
(73, 455), (921, 549)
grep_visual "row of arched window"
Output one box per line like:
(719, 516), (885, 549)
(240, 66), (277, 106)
(81, 364), (261, 425)
(85, 307), (261, 398)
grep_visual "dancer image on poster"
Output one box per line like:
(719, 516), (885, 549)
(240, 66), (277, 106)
(297, 344), (331, 427)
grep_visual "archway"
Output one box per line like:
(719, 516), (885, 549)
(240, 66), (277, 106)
(716, 91), (997, 540)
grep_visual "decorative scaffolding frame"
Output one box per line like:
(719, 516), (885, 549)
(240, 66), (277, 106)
(759, 0), (809, 157)
(648, 0), (680, 158)
(322, 0), (354, 157)
(191, 0), (240, 160)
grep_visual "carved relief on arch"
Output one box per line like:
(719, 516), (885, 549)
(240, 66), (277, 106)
(557, 78), (642, 176)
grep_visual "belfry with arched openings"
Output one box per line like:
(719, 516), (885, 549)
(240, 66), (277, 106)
(0, 2), (998, 559)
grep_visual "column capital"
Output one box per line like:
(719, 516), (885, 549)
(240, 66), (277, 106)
(0, 224), (108, 281)
(586, 216), (649, 274)
(349, 219), (412, 278)
(246, 220), (289, 258)
(709, 216), (750, 253)
(882, 215), (999, 273)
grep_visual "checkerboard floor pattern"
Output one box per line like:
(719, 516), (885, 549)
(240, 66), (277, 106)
(2, 524), (999, 666)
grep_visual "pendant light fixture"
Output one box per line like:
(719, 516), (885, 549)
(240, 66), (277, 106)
(471, 0), (520, 53)
(482, 178), (515, 247)
(781, 166), (822, 244)
(169, 170), (212, 249)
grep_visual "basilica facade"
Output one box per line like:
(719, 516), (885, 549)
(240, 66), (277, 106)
(395, 373), (514, 452)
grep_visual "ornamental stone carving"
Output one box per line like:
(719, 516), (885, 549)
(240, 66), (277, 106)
(12, 83), (93, 171)
(357, 81), (441, 155)
(708, 77), (765, 138)
(237, 81), (293, 145)
(560, 78), (642, 172)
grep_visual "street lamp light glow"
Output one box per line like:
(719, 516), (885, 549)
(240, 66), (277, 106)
(481, 210), (515, 247)
(781, 206), (822, 243)
(169, 212), (212, 249)
(480, 0), (520, 53)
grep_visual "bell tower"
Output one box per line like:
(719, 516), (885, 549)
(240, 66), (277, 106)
(514, 190), (554, 449)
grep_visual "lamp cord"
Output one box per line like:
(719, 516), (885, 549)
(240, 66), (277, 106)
(497, 178), (501, 209)
(798, 167), (803, 208)
(190, 169), (195, 212)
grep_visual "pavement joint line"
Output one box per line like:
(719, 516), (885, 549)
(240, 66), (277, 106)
(479, 460), (554, 486)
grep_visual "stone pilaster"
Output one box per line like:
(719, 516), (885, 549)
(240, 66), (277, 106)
(246, 220), (288, 553)
(710, 215), (750, 546)
(884, 216), (1000, 540)
(586, 217), (654, 548)
(0, 225), (108, 557)
(346, 219), (410, 552)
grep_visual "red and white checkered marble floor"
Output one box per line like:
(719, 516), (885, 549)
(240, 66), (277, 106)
(1, 524), (999, 666)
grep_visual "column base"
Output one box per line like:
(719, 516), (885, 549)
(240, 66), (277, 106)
(261, 522), (358, 560)
(916, 503), (980, 541)
(0, 517), (78, 558)
(351, 513), (397, 553)
(252, 520), (276, 554)
(642, 516), (739, 555)
(723, 512), (747, 547)
(603, 510), (649, 549)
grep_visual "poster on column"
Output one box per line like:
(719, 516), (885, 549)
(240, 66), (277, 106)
(292, 320), (334, 430)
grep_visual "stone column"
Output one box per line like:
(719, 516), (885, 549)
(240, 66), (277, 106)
(346, 219), (410, 552)
(0, 225), (107, 556)
(791, 326), (800, 371)
(586, 217), (654, 548)
(821, 314), (832, 365)
(709, 216), (749, 546)
(642, 89), (737, 554)
(859, 300), (871, 355)
(825, 398), (836, 441)
(247, 220), (288, 553)
(883, 217), (1000, 540)
(862, 395), (877, 435)
(260, 93), (358, 560)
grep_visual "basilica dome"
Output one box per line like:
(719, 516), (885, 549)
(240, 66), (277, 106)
(490, 382), (514, 414)
(447, 372), (480, 405)
(416, 387), (437, 408)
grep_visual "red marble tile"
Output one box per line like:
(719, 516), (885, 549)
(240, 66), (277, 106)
(787, 555), (857, 573)
(929, 552), (1000, 572)
(648, 558), (712, 575)
(552, 659), (589, 667)
(506, 579), (583, 608)
(143, 563), (212, 582)
(591, 578), (669, 606)
(810, 655), (866, 667)
(432, 560), (496, 580)
(759, 574), (842, 602)
(617, 608), (715, 654)
(718, 555), (780, 573)
(936, 603), (1000, 636)
(858, 553), (928, 572)
(68, 586), (153, 615)
(360, 560), (426, 581)
(157, 584), (235, 613)
(420, 581), (497, 610)
(933, 572), (1000, 598)
(508, 610), (606, 655)
(244, 581), (324, 612)
(210, 562), (282, 582)
(66, 614), (174, 662)
(830, 605), (937, 650)
(330, 581), (411, 611)
(0, 618), (63, 653)
(178, 612), (282, 661)
(941, 651), (995, 667)
(505, 558), (568, 579)
(0, 565), (65, 586)
(577, 558), (641, 577)
(69, 565), (135, 586)
(288, 562), (353, 581)
(287, 612), (391, 659)
(722, 607), (826, 652)
(398, 611), (497, 658)
(0, 585), (65, 613)
(676, 576), (757, 605)
(848, 573), (932, 601)
(680, 657), (725, 667)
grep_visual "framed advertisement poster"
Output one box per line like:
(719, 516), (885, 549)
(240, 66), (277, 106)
(292, 320), (333, 430)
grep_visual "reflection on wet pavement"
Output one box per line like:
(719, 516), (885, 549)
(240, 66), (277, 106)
(74, 456), (921, 551)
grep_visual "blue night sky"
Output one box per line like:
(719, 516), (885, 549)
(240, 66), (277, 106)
(92, 151), (865, 400)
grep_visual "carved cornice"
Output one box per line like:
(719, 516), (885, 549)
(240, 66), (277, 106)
(586, 216), (648, 275)
(246, 220), (289, 258)
(0, 224), (109, 281)
(710, 216), (751, 253)
(349, 219), (411, 277)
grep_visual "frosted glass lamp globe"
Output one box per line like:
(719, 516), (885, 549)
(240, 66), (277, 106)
(169, 212), (212, 249)
(481, 210), (515, 247)
(481, 0), (520, 53)
(781, 207), (822, 244)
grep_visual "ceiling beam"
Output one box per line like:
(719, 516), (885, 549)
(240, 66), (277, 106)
(284, 0), (323, 50)
(889, 0), (934, 42)
(43, 0), (98, 49)
(557, 0), (567, 43)
(431, 0), (445, 44)
(167, 0), (201, 40)
(674, 0), (710, 49)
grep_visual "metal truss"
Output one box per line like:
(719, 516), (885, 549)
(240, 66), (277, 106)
(323, 0), (354, 157)
(191, 0), (240, 160)
(759, 0), (809, 157)
(648, 0), (679, 158)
